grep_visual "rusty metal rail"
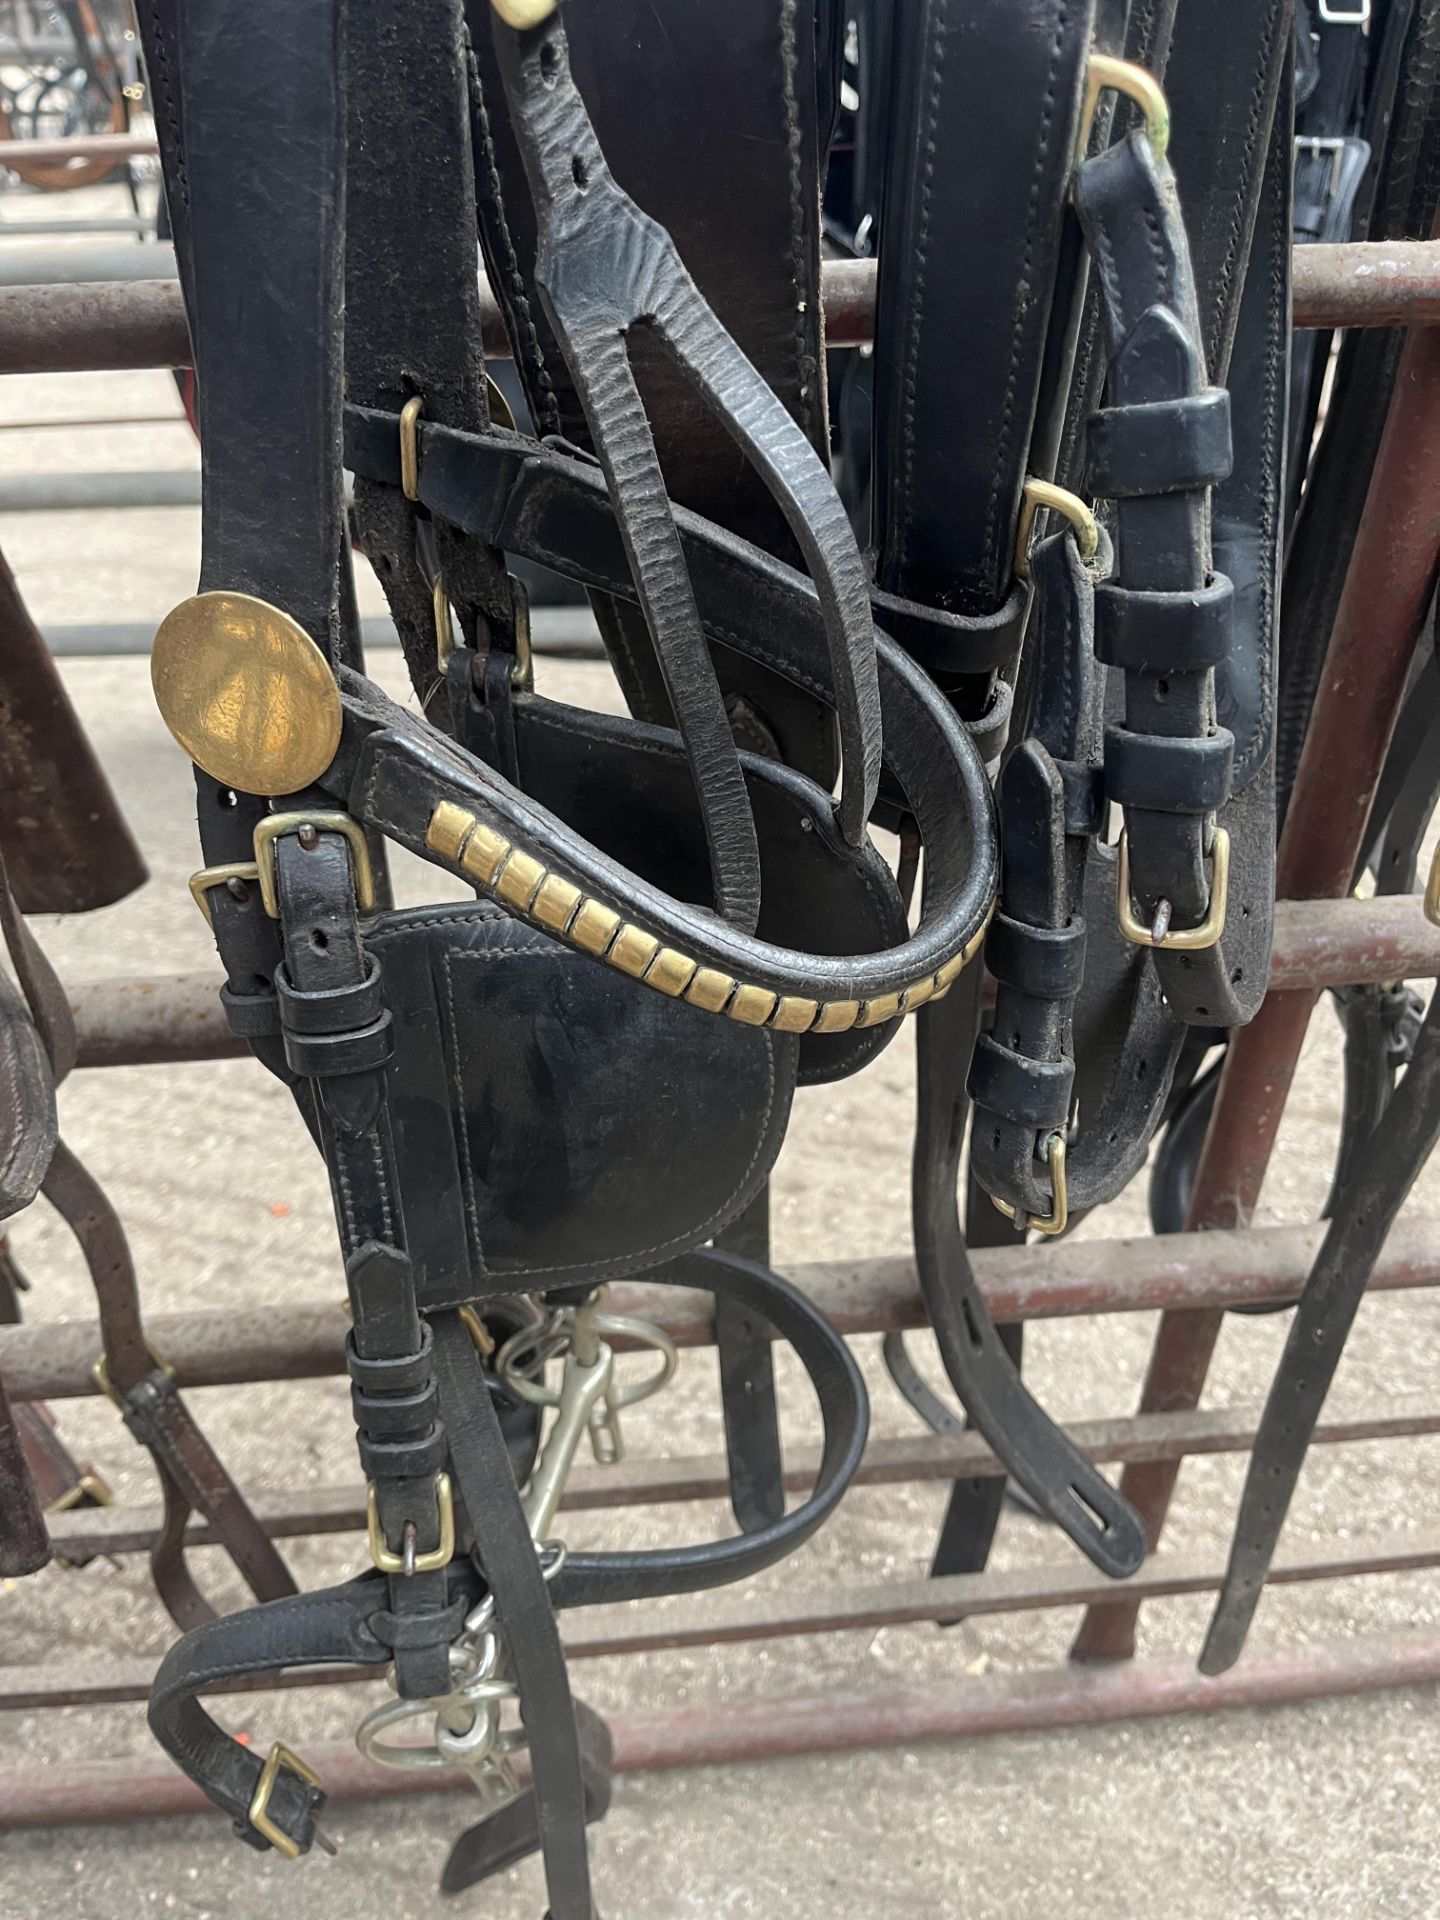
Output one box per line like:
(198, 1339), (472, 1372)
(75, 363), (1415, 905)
(5, 240), (1440, 378)
(41, 1396), (1440, 1563)
(60, 895), (1440, 1069)
(0, 131), (156, 167)
(3, 1627), (1437, 1829)
(7, 1527), (1440, 1715)
(5, 1215), (1439, 1400)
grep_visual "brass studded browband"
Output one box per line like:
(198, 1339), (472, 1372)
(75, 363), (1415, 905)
(426, 800), (985, 1032)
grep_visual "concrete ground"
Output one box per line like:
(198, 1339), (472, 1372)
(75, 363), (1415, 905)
(0, 183), (1438, 1917)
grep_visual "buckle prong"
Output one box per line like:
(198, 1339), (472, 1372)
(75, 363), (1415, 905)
(253, 812), (376, 919)
(366, 1470), (455, 1575)
(1116, 827), (1230, 951)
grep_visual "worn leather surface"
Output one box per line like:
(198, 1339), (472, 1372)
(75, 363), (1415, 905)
(0, 1355), (47, 1576)
(489, 14), (881, 913)
(0, 969), (56, 1226)
(508, 693), (906, 1083)
(870, 0), (1096, 630)
(368, 902), (795, 1303)
(469, 0), (842, 789)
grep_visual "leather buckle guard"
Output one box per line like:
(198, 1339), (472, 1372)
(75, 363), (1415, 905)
(1116, 827), (1230, 952)
(248, 1741), (324, 1859)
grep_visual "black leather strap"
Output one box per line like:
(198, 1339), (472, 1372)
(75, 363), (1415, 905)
(345, 0), (517, 707)
(547, 1248), (868, 1610)
(147, 1572), (424, 1857)
(1200, 990), (1440, 1674)
(968, 531), (1185, 1223)
(913, 962), (1145, 1577)
(868, 0), (1104, 715)
(487, 13), (879, 914)
(714, 1188), (787, 1532)
(1074, 131), (1236, 960)
(433, 1311), (598, 1920)
(468, 0), (843, 792)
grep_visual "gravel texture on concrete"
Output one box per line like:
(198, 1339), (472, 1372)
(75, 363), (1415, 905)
(0, 187), (1438, 1919)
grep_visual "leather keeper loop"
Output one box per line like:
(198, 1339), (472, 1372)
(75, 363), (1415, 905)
(1085, 387), (1233, 498)
(276, 955), (385, 1034)
(868, 577), (1028, 679)
(219, 982), (280, 1038)
(1095, 575), (1233, 674)
(367, 1593), (470, 1650)
(283, 1012), (393, 1081)
(357, 1424), (449, 1481)
(967, 1034), (1074, 1131)
(984, 913), (1087, 999)
(352, 1381), (439, 1437)
(346, 1327), (433, 1393)
(1055, 759), (1106, 837)
(1105, 725), (1234, 815)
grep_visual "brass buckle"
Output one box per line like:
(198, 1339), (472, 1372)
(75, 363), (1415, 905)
(431, 575), (531, 691)
(992, 1131), (1069, 1237)
(188, 862), (261, 927)
(510, 573), (534, 691)
(433, 576), (456, 675)
(1078, 55), (1170, 163)
(46, 1471), (113, 1516)
(92, 1341), (174, 1413)
(1116, 827), (1230, 951)
(1425, 844), (1440, 928)
(253, 811), (377, 919)
(47, 1471), (114, 1571)
(366, 1470), (455, 1575)
(458, 1304), (496, 1359)
(248, 1742), (323, 1860)
(399, 395), (424, 502)
(1014, 479), (1099, 581)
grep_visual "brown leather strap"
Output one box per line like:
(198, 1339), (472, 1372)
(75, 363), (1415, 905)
(41, 1138), (296, 1622)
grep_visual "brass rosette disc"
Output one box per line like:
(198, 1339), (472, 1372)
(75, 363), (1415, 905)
(151, 591), (342, 796)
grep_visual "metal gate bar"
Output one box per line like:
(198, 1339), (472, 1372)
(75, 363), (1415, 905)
(55, 893), (1440, 1069)
(6, 1214), (1440, 1401)
(7, 1526), (1440, 1716)
(3, 239), (1439, 378)
(41, 1395), (1440, 1562)
(3, 1627), (1438, 1831)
